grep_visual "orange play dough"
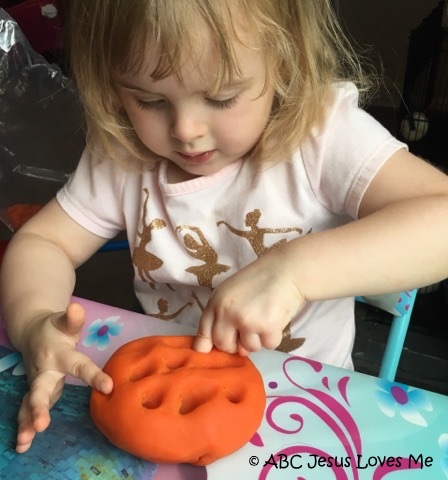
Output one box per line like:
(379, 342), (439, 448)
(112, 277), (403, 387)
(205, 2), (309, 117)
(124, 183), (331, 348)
(90, 335), (266, 465)
(5, 203), (42, 230)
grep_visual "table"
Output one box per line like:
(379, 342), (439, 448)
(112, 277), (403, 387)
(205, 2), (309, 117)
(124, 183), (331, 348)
(1, 297), (448, 479)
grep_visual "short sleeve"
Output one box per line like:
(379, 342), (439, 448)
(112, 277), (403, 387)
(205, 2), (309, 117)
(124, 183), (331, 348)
(301, 83), (408, 218)
(56, 148), (127, 238)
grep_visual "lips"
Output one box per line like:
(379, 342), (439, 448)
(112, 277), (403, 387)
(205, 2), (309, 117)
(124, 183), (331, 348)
(177, 150), (215, 164)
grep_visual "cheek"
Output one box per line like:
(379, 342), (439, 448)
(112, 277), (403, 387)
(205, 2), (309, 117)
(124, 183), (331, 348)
(118, 96), (164, 144)
(218, 101), (271, 144)
(128, 111), (167, 148)
(236, 94), (272, 127)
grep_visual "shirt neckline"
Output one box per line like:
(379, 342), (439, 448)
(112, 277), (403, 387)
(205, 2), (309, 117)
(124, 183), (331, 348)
(158, 159), (243, 196)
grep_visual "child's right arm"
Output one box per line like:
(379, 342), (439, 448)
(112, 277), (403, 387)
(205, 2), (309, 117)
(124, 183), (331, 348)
(0, 198), (113, 452)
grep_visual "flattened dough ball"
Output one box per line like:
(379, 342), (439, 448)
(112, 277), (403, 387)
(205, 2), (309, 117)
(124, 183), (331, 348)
(90, 335), (266, 465)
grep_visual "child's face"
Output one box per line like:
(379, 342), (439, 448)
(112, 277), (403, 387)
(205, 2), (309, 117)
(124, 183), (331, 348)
(115, 32), (274, 179)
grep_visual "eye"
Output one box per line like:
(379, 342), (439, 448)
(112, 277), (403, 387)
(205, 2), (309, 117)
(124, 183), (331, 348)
(136, 98), (166, 110)
(206, 96), (239, 110)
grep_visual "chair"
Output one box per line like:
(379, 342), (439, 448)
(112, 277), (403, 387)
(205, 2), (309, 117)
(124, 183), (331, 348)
(356, 289), (418, 382)
(99, 239), (130, 252)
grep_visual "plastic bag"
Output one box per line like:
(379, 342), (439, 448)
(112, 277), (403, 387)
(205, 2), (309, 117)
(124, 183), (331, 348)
(0, 6), (84, 230)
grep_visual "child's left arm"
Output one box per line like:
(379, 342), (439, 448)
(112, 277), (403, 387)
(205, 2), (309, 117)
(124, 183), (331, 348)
(194, 149), (448, 355)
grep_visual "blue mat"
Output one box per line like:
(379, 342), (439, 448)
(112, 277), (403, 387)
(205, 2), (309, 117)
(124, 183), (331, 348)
(0, 345), (157, 479)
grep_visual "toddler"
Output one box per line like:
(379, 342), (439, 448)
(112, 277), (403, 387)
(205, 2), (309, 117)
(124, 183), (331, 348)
(2, 0), (448, 454)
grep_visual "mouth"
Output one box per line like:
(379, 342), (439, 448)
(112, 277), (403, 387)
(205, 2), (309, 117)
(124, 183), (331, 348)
(176, 150), (216, 165)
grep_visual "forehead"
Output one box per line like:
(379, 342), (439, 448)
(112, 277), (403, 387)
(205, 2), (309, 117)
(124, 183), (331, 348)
(116, 3), (266, 91)
(122, 23), (265, 92)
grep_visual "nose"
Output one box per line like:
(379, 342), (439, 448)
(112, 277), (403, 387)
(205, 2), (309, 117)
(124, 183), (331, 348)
(170, 106), (208, 143)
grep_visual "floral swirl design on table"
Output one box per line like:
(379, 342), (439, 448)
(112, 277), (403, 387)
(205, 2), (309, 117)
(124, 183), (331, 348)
(375, 379), (433, 427)
(0, 350), (24, 376)
(82, 315), (123, 351)
(439, 433), (448, 478)
(253, 356), (423, 479)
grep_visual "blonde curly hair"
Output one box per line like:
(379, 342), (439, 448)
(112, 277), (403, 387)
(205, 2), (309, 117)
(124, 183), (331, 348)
(62, 0), (372, 168)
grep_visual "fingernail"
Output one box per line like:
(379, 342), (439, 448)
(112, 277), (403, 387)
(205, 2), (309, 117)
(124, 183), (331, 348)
(98, 380), (110, 394)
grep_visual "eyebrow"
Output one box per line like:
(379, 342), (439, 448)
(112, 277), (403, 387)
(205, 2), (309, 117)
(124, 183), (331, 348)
(116, 77), (253, 95)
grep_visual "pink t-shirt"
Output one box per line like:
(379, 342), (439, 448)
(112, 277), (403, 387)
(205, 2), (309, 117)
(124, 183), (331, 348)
(57, 82), (407, 368)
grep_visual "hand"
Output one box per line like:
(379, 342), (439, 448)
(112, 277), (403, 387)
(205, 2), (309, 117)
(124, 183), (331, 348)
(193, 251), (304, 355)
(16, 302), (113, 453)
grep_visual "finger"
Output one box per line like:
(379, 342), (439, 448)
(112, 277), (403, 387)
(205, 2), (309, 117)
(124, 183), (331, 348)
(52, 302), (86, 337)
(211, 322), (239, 354)
(27, 371), (64, 430)
(238, 331), (262, 354)
(16, 385), (57, 453)
(62, 350), (113, 394)
(260, 330), (284, 350)
(193, 309), (215, 353)
(237, 340), (250, 357)
(16, 372), (65, 453)
(16, 393), (37, 453)
(51, 303), (112, 392)
(16, 428), (35, 454)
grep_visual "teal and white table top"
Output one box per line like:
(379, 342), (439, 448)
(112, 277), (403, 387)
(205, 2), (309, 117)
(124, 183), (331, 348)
(1, 297), (448, 479)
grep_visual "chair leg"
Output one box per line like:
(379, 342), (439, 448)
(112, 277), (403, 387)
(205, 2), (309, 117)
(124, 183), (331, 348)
(378, 289), (418, 381)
